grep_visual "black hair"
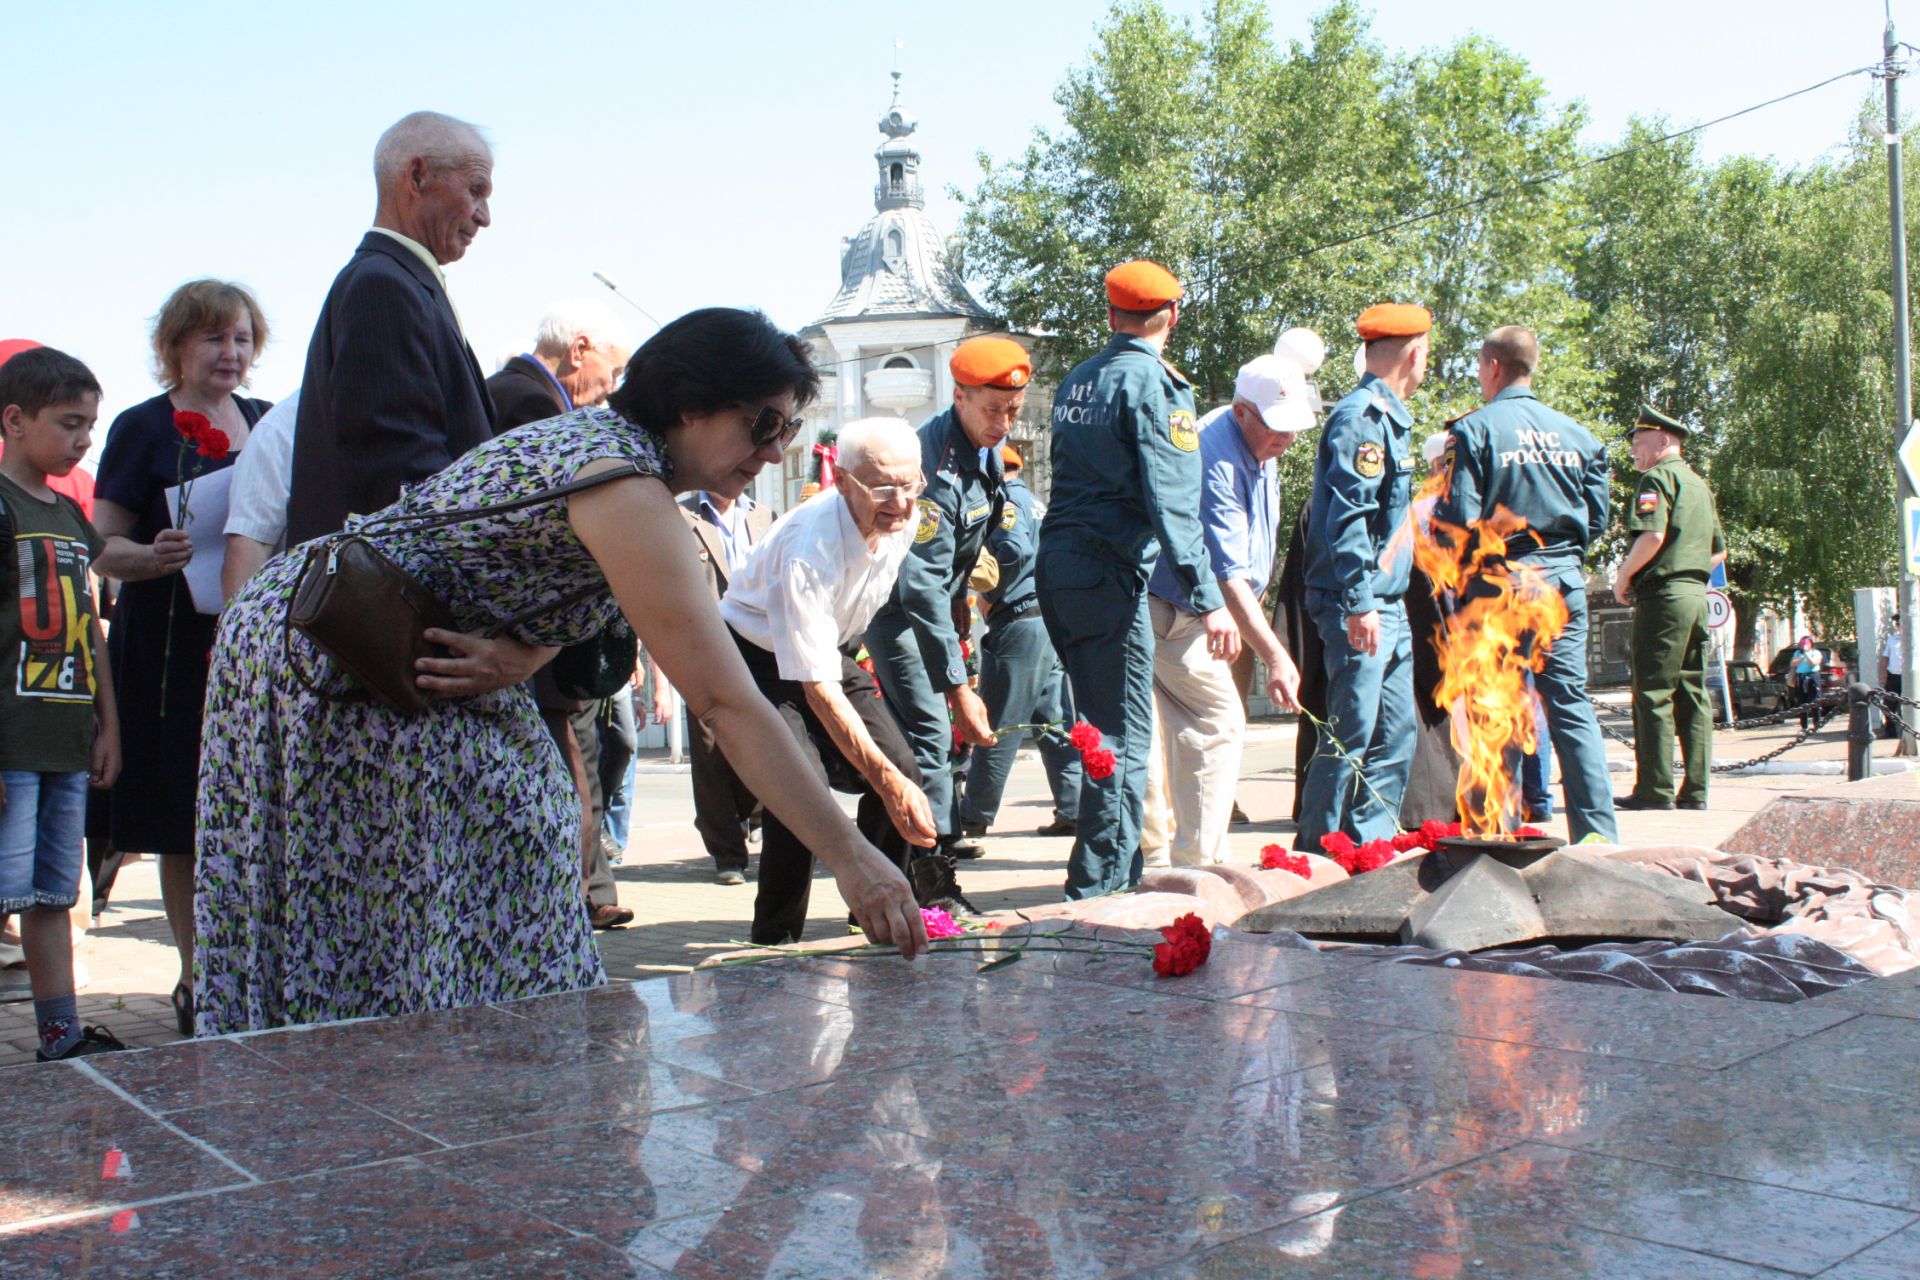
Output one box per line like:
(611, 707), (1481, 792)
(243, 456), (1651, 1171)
(607, 307), (819, 432)
(0, 347), (102, 418)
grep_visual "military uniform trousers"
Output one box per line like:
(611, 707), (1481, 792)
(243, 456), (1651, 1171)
(1525, 573), (1618, 842)
(1037, 541), (1154, 899)
(729, 628), (921, 945)
(864, 614), (964, 841)
(1630, 580), (1712, 807)
(1294, 594), (1417, 851)
(960, 609), (1082, 829)
(1143, 596), (1244, 866)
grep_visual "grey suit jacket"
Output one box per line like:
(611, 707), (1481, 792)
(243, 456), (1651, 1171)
(677, 494), (774, 601)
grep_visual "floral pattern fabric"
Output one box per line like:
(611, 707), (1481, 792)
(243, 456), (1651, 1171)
(195, 408), (667, 1035)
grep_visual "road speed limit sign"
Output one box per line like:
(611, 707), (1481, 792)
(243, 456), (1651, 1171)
(1706, 589), (1733, 630)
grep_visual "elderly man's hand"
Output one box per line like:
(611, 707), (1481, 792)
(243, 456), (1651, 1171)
(838, 847), (928, 959)
(878, 769), (939, 848)
(417, 630), (557, 697)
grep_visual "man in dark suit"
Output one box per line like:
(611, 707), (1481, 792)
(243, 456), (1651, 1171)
(675, 487), (775, 883)
(488, 297), (631, 435)
(287, 111), (545, 700)
(485, 299), (636, 927)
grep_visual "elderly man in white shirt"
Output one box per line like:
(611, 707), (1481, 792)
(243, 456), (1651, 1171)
(720, 417), (940, 944)
(220, 386), (301, 601)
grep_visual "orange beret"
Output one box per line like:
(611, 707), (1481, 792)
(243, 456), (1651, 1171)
(950, 336), (1031, 389)
(1105, 259), (1184, 311)
(1000, 443), (1022, 469)
(1355, 304), (1432, 340)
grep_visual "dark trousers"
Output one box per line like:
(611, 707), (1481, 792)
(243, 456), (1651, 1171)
(731, 628), (919, 944)
(1037, 544), (1153, 900)
(690, 712), (756, 871)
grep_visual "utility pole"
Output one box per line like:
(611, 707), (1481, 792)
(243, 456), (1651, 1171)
(1886, 14), (1920, 750)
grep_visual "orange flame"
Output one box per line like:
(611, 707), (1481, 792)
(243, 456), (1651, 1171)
(1408, 472), (1570, 836)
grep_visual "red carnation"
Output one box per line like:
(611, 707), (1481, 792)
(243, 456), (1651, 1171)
(1516, 826), (1546, 839)
(1083, 748), (1116, 781)
(1416, 819), (1455, 849)
(1068, 721), (1103, 753)
(1260, 844), (1311, 878)
(1320, 832), (1357, 859)
(1390, 831), (1425, 853)
(173, 409), (211, 443)
(1152, 912), (1212, 977)
(195, 427), (231, 461)
(1353, 840), (1397, 873)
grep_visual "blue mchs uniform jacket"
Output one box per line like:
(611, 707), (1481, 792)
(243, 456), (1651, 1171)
(1434, 384), (1608, 572)
(1304, 372), (1415, 615)
(1039, 333), (1223, 615)
(870, 407), (1005, 690)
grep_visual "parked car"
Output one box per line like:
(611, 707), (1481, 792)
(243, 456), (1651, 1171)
(1721, 660), (1789, 720)
(1768, 642), (1853, 693)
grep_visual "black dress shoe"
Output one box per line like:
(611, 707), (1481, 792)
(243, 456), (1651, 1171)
(1676, 798), (1708, 810)
(1613, 795), (1674, 811)
(944, 839), (987, 861)
(1036, 816), (1077, 837)
(959, 819), (989, 838)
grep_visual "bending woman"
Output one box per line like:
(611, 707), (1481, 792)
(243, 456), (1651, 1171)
(195, 308), (926, 1035)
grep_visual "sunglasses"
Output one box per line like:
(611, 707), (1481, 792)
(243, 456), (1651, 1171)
(739, 401), (804, 449)
(838, 470), (928, 505)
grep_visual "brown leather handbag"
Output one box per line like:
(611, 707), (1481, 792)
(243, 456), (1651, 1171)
(285, 464), (644, 715)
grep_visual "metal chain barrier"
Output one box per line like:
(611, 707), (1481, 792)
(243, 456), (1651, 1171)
(1587, 690), (1848, 773)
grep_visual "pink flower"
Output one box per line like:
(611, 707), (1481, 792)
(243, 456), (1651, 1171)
(919, 907), (965, 939)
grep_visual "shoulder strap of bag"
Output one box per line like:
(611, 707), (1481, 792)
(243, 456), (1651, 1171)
(347, 460), (648, 540)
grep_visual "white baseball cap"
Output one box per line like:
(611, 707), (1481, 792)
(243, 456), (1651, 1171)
(1234, 353), (1318, 434)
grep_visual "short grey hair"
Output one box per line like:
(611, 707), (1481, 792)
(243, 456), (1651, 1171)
(836, 417), (919, 477)
(373, 111), (489, 190)
(532, 298), (631, 358)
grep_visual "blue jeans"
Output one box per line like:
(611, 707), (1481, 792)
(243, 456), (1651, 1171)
(1520, 672), (1554, 816)
(1039, 544), (1153, 899)
(599, 690), (639, 851)
(864, 614), (962, 842)
(961, 611), (1082, 827)
(0, 770), (88, 913)
(1529, 576), (1618, 843)
(1295, 597), (1416, 850)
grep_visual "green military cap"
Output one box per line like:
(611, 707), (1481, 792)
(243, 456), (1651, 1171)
(1633, 403), (1691, 437)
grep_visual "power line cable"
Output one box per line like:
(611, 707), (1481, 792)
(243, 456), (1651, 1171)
(609, 62), (1880, 377)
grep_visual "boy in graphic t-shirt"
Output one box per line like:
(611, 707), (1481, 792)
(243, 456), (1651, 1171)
(0, 347), (124, 1060)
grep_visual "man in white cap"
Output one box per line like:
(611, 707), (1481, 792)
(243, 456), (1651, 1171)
(1142, 352), (1312, 866)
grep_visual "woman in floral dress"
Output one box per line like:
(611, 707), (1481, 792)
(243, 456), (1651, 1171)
(195, 308), (928, 1035)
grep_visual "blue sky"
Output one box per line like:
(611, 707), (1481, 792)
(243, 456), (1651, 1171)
(2, 0), (1907, 459)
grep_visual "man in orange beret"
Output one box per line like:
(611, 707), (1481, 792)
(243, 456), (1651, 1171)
(1294, 303), (1432, 852)
(863, 334), (1029, 864)
(1037, 259), (1242, 899)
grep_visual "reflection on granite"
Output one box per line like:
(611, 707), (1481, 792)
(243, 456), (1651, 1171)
(2, 933), (1914, 1277)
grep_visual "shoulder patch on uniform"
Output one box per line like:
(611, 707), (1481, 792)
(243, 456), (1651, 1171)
(1000, 501), (1018, 531)
(914, 498), (941, 544)
(1355, 441), (1385, 479)
(1636, 491), (1659, 514)
(1168, 409), (1199, 453)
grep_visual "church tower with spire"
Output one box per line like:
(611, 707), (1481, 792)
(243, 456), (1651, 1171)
(789, 71), (1048, 507)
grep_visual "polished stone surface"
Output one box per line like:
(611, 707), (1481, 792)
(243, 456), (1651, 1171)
(1723, 772), (1920, 888)
(3, 927), (1917, 1278)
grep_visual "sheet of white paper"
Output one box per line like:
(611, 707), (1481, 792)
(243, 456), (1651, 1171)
(162, 467), (234, 614)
